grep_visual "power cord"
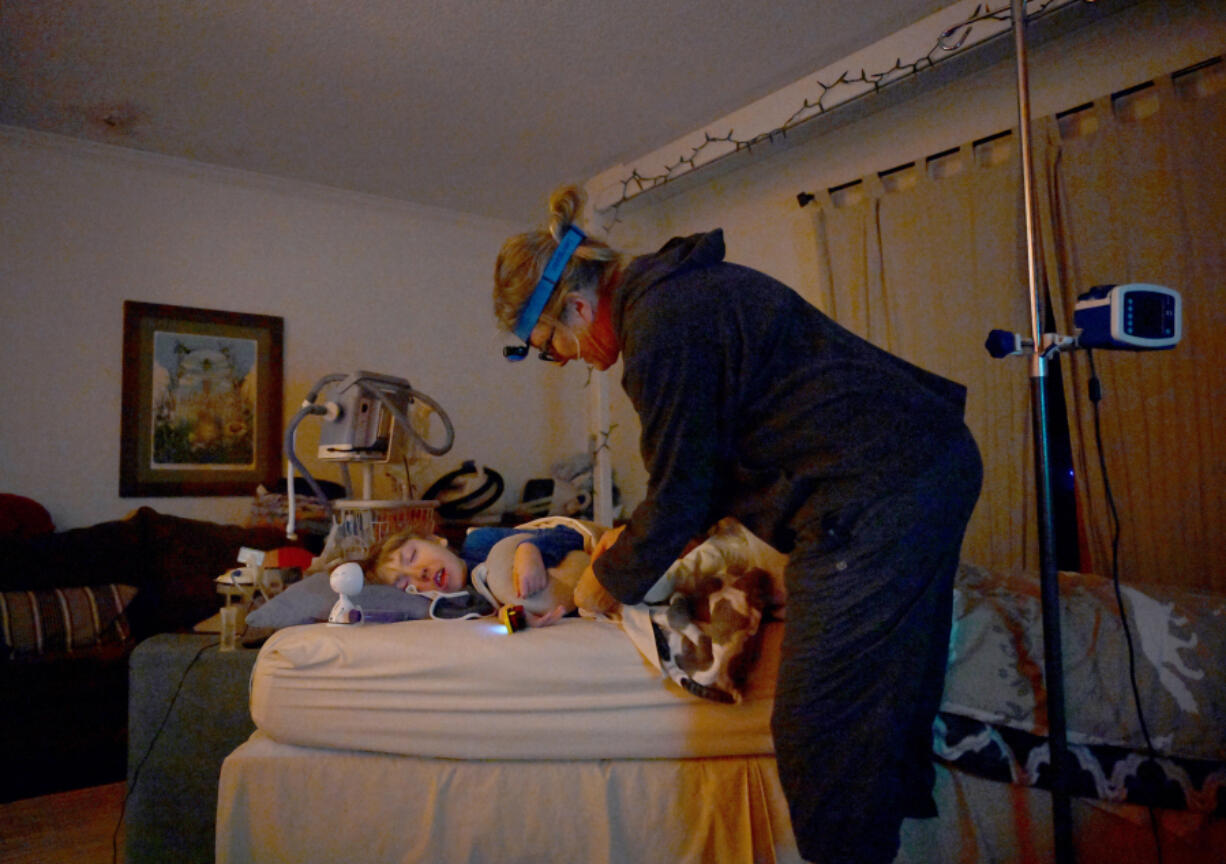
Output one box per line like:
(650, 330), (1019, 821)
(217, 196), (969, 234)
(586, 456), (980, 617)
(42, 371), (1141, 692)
(110, 636), (219, 864)
(1086, 349), (1164, 864)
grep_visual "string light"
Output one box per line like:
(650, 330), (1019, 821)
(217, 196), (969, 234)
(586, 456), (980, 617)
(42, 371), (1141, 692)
(601, 0), (1075, 226)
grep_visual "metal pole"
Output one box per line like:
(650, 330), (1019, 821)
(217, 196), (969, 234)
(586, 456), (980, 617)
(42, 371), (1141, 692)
(1011, 2), (1075, 861)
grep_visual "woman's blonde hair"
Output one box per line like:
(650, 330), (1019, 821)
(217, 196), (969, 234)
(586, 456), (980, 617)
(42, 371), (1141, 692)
(493, 185), (621, 332)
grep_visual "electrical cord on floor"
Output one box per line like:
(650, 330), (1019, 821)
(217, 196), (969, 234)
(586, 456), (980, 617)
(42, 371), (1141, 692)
(111, 636), (219, 864)
(1086, 349), (1164, 864)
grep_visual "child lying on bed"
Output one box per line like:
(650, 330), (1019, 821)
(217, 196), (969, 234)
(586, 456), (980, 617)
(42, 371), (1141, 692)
(365, 517), (603, 627)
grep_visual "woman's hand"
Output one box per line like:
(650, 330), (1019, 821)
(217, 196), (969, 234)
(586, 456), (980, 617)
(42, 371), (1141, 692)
(512, 541), (548, 598)
(590, 524), (626, 562)
(573, 524), (625, 615)
(574, 567), (621, 616)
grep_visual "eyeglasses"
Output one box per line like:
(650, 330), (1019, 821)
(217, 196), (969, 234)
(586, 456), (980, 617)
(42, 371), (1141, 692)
(503, 318), (577, 364)
(502, 344), (555, 362)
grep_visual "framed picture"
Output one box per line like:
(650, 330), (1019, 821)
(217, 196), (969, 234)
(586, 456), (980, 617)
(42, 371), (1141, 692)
(120, 301), (284, 497)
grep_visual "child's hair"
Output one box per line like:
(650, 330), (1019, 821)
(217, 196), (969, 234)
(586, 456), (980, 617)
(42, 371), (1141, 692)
(362, 527), (438, 584)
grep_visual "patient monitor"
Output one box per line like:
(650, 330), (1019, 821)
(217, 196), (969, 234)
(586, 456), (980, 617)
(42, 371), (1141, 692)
(1073, 283), (1181, 351)
(986, 283), (1182, 358)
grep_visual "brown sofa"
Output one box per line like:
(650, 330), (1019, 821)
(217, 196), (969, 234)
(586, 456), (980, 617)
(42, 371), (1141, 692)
(1, 499), (289, 801)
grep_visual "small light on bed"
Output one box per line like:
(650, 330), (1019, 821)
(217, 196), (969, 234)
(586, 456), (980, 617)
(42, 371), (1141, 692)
(498, 604), (527, 634)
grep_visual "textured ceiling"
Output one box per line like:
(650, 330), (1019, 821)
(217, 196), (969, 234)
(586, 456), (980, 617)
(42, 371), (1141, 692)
(1, 0), (950, 221)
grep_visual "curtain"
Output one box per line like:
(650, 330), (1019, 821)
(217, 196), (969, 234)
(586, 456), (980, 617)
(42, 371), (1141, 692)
(808, 61), (1225, 591)
(1048, 70), (1226, 592)
(811, 139), (1037, 577)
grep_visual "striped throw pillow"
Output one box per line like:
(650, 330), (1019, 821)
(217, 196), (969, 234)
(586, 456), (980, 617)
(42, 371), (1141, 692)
(1, 584), (138, 658)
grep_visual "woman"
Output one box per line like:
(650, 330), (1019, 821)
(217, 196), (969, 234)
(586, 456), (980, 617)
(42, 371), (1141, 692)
(493, 185), (983, 864)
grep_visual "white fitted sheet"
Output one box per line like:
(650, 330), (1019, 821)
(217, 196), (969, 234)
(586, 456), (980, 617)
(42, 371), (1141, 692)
(250, 616), (782, 760)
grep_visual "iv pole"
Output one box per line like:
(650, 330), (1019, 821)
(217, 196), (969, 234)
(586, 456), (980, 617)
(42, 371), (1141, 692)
(1009, 1), (1075, 861)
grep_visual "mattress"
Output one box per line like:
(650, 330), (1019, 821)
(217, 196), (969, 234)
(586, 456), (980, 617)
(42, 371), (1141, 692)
(250, 616), (782, 760)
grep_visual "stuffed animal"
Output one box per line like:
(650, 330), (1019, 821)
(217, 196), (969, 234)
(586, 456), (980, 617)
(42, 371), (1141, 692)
(646, 518), (787, 703)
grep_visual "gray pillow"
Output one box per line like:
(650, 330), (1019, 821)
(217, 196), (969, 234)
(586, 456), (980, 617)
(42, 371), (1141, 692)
(246, 571), (432, 629)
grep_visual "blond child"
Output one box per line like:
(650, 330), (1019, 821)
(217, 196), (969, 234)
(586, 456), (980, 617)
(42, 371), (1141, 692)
(365, 518), (601, 626)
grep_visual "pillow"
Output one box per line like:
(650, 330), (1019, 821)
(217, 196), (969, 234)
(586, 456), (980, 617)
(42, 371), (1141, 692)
(246, 570), (434, 629)
(0, 493), (54, 539)
(943, 562), (1226, 762)
(1, 584), (137, 658)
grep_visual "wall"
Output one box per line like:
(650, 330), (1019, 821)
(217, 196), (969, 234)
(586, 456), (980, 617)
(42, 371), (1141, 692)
(0, 128), (591, 530)
(588, 0), (1225, 510)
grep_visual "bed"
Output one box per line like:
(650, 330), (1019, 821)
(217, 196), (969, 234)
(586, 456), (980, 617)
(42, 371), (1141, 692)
(216, 561), (1226, 863)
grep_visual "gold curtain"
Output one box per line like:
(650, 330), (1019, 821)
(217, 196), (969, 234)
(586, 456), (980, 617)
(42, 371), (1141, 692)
(808, 61), (1225, 591)
(811, 140), (1037, 577)
(1047, 70), (1226, 592)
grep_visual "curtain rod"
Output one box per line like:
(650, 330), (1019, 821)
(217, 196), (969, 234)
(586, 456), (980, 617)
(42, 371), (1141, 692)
(796, 52), (1224, 209)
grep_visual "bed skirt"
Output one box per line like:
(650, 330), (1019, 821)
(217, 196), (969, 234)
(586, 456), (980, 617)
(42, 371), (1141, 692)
(216, 732), (1225, 864)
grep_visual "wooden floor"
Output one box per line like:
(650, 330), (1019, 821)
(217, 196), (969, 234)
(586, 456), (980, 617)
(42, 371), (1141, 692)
(0, 783), (127, 864)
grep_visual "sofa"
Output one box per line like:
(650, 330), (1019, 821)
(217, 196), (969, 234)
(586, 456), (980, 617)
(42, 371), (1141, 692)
(1, 496), (290, 802)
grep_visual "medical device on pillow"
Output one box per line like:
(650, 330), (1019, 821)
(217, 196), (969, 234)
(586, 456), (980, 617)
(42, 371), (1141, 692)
(327, 562), (365, 626)
(283, 371), (455, 538)
(985, 283), (1182, 358)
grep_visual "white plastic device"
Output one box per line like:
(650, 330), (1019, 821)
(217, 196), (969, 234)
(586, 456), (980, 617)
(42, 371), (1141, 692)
(327, 562), (365, 626)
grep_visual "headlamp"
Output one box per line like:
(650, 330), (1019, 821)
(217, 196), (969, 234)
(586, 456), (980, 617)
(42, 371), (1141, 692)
(504, 225), (585, 361)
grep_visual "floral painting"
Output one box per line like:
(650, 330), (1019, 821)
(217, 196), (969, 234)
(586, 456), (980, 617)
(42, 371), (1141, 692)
(121, 302), (283, 496)
(151, 333), (258, 467)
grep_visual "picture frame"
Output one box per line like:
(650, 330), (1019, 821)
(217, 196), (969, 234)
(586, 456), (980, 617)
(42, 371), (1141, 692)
(120, 301), (284, 497)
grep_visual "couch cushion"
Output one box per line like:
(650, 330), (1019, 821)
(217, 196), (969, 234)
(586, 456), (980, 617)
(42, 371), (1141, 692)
(7, 513), (146, 592)
(126, 507), (289, 638)
(1, 584), (137, 658)
(0, 640), (131, 800)
(0, 494), (55, 539)
(7, 507), (290, 638)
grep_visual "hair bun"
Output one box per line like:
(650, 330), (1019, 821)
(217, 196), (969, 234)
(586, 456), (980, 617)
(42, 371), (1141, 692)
(547, 185), (585, 240)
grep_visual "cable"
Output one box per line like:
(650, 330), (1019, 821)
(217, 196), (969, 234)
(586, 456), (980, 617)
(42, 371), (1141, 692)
(110, 637), (219, 864)
(1086, 349), (1164, 864)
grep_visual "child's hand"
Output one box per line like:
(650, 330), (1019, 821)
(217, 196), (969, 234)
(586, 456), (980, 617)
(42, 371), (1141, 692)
(524, 605), (566, 628)
(512, 541), (548, 598)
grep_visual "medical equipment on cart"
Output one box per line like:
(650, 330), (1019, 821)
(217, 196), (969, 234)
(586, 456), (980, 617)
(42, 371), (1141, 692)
(284, 372), (455, 544)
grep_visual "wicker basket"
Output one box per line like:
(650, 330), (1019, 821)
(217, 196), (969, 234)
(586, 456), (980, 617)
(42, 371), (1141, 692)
(326, 499), (439, 562)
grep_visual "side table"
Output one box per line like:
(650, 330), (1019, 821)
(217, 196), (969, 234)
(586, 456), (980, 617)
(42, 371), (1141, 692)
(125, 633), (260, 864)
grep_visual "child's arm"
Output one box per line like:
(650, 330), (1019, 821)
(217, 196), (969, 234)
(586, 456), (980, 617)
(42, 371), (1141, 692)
(479, 533), (587, 621)
(512, 541), (548, 598)
(517, 545), (591, 627)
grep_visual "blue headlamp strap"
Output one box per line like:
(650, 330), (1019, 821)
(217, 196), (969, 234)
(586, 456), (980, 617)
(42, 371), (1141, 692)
(513, 225), (586, 342)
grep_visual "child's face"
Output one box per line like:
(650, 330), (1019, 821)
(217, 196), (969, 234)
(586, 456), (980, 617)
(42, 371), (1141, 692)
(378, 538), (467, 594)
